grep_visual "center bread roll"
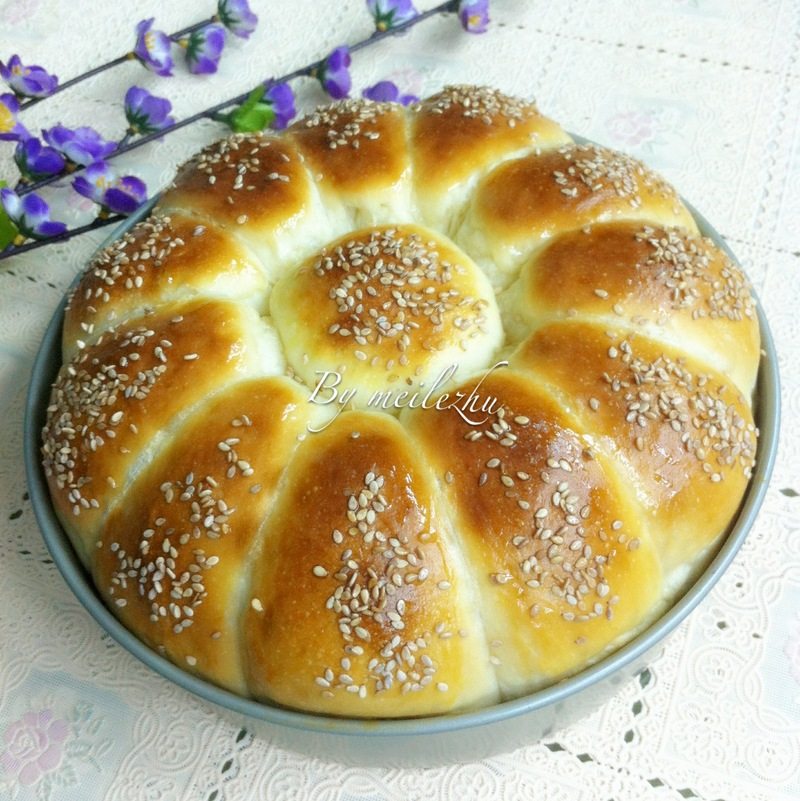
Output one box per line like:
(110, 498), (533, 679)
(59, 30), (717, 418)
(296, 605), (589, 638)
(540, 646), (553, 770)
(42, 86), (761, 719)
(270, 224), (503, 409)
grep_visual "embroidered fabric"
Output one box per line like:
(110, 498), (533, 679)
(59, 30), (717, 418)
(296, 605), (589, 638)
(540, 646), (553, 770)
(0, 1), (797, 798)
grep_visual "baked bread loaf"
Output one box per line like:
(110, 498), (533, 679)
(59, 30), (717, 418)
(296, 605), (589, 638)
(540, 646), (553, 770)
(42, 86), (759, 717)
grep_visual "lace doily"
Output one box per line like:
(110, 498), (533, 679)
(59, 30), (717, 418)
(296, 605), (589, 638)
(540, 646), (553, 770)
(0, 1), (798, 799)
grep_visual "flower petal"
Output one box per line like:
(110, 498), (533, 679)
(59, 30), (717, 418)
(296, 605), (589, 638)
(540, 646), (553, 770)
(217, 0), (258, 38)
(0, 188), (21, 218)
(47, 719), (69, 743)
(102, 187), (142, 215)
(17, 760), (41, 786)
(362, 80), (400, 103)
(33, 219), (68, 238)
(72, 177), (101, 204)
(134, 18), (174, 76)
(458, 0), (490, 33)
(36, 742), (64, 773)
(20, 193), (51, 224)
(186, 25), (226, 75)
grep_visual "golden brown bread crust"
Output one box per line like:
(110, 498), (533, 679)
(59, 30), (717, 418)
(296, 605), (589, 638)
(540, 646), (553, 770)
(43, 86), (761, 718)
(62, 212), (268, 360)
(93, 378), (312, 693)
(155, 132), (335, 274)
(288, 100), (412, 228)
(244, 411), (499, 716)
(410, 86), (572, 233)
(499, 222), (760, 395)
(402, 368), (662, 691)
(43, 299), (283, 561)
(511, 321), (757, 578)
(457, 143), (698, 288)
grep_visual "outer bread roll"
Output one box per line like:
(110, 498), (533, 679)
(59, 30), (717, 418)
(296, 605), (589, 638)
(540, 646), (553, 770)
(43, 85), (760, 718)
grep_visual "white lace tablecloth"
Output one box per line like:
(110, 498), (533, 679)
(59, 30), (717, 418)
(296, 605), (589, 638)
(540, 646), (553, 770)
(1, 0), (798, 798)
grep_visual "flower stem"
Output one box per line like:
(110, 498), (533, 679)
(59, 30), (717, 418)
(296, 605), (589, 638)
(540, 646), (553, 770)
(0, 214), (122, 262)
(117, 131), (133, 151)
(350, 0), (459, 55)
(2, 1), (460, 263)
(18, 17), (217, 112)
(18, 0), (458, 199)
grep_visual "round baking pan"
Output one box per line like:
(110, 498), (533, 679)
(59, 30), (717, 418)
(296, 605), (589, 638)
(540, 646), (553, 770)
(24, 194), (780, 767)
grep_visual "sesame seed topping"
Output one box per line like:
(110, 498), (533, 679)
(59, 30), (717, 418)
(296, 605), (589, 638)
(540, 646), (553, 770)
(599, 336), (757, 480)
(551, 143), (677, 208)
(421, 85), (537, 127)
(301, 98), (393, 150)
(306, 227), (492, 373)
(634, 226), (755, 319)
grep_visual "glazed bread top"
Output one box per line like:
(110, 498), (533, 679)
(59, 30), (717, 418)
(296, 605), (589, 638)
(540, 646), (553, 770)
(44, 85), (760, 718)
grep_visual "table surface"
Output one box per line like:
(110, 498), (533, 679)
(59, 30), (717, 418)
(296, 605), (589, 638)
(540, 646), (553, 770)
(1, 1), (798, 798)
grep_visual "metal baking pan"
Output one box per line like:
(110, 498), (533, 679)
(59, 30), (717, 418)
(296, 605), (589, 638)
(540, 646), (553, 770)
(23, 194), (780, 767)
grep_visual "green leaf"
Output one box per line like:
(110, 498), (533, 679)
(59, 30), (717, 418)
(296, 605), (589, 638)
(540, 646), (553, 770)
(0, 180), (18, 251)
(223, 85), (276, 133)
(780, 488), (799, 497)
(228, 103), (275, 133)
(239, 85), (265, 114)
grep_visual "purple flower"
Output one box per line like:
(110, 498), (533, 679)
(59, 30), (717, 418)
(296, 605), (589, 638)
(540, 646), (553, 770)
(362, 80), (418, 106)
(124, 86), (174, 135)
(317, 46), (351, 99)
(14, 137), (66, 181)
(43, 124), (117, 167)
(366, 0), (418, 30)
(133, 18), (174, 77)
(1, 189), (67, 240)
(0, 55), (58, 99)
(458, 0), (490, 33)
(217, 0), (258, 39)
(72, 161), (148, 216)
(264, 83), (296, 130)
(0, 710), (69, 787)
(0, 92), (29, 141)
(184, 24), (226, 75)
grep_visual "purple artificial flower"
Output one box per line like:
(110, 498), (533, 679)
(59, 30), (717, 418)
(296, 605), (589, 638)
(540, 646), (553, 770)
(43, 124), (117, 167)
(0, 93), (29, 141)
(217, 0), (258, 39)
(317, 46), (351, 99)
(362, 80), (418, 106)
(0, 188), (67, 240)
(264, 82), (296, 130)
(72, 161), (148, 216)
(0, 55), (58, 99)
(366, 0), (418, 30)
(124, 86), (174, 134)
(183, 24), (226, 75)
(14, 137), (66, 182)
(458, 0), (490, 33)
(133, 18), (174, 77)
